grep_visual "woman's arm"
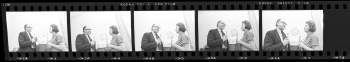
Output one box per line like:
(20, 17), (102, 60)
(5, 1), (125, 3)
(171, 43), (191, 51)
(48, 35), (66, 51)
(237, 40), (254, 50)
(300, 36), (319, 51)
(299, 43), (312, 50)
(172, 35), (192, 51)
(300, 36), (319, 50)
(109, 36), (126, 51)
(238, 32), (256, 50)
(109, 44), (126, 51)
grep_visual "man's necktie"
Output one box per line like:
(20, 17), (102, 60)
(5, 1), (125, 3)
(87, 35), (92, 42)
(28, 32), (36, 49)
(220, 30), (225, 37)
(155, 33), (163, 51)
(281, 30), (287, 40)
(155, 33), (160, 39)
(281, 30), (289, 51)
(28, 32), (33, 39)
(220, 30), (228, 50)
(87, 35), (95, 51)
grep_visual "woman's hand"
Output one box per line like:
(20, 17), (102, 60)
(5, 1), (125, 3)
(298, 43), (314, 51)
(236, 40), (243, 44)
(298, 43), (307, 48)
(170, 42), (178, 48)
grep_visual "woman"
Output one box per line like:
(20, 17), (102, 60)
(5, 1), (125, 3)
(298, 21), (319, 51)
(47, 24), (66, 51)
(236, 20), (256, 51)
(171, 22), (192, 51)
(104, 25), (126, 51)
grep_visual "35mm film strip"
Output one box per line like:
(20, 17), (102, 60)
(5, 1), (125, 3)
(2, 1), (350, 60)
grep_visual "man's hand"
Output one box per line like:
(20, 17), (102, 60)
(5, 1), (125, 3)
(222, 36), (228, 41)
(91, 40), (96, 47)
(237, 40), (243, 44)
(283, 39), (290, 46)
(31, 37), (38, 42)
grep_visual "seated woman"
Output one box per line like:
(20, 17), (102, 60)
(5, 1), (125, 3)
(236, 20), (256, 51)
(99, 25), (126, 51)
(46, 24), (67, 52)
(171, 23), (192, 51)
(298, 21), (319, 51)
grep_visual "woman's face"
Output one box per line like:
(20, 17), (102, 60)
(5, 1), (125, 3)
(175, 25), (180, 33)
(109, 28), (113, 35)
(241, 23), (245, 31)
(49, 27), (53, 33)
(304, 24), (310, 32)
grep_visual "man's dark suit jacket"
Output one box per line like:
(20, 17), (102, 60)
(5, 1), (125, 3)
(141, 32), (158, 51)
(18, 31), (35, 52)
(75, 34), (94, 52)
(263, 29), (287, 51)
(207, 29), (228, 51)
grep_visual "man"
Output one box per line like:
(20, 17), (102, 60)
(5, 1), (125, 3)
(263, 19), (290, 51)
(18, 24), (37, 52)
(75, 26), (96, 52)
(206, 21), (229, 51)
(141, 24), (164, 51)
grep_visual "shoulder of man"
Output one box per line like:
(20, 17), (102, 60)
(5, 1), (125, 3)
(77, 34), (85, 37)
(19, 31), (26, 34)
(209, 29), (217, 32)
(144, 32), (152, 35)
(267, 29), (277, 34)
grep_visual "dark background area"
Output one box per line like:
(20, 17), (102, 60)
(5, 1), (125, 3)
(1, 1), (350, 60)
(323, 9), (350, 51)
(2, 0), (350, 2)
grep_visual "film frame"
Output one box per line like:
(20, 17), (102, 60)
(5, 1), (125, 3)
(2, 1), (350, 60)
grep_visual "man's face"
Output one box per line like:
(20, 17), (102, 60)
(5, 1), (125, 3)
(84, 30), (91, 35)
(218, 22), (226, 30)
(152, 26), (160, 33)
(25, 26), (32, 32)
(83, 27), (92, 35)
(276, 21), (286, 30)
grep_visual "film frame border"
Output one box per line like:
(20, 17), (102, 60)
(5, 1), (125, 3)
(2, 1), (349, 60)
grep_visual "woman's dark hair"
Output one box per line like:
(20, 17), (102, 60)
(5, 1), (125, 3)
(242, 20), (252, 30)
(50, 24), (59, 33)
(176, 22), (186, 32)
(110, 25), (119, 34)
(306, 20), (316, 32)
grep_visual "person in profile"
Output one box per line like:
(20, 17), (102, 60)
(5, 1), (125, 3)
(103, 25), (127, 51)
(206, 21), (229, 51)
(141, 24), (164, 51)
(46, 24), (66, 51)
(298, 20), (320, 51)
(263, 19), (290, 51)
(18, 24), (37, 52)
(36, 24), (66, 52)
(171, 22), (192, 51)
(75, 26), (96, 52)
(236, 20), (256, 51)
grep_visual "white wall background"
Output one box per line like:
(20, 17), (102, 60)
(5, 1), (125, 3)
(134, 11), (195, 51)
(198, 10), (260, 51)
(6, 11), (68, 52)
(262, 10), (324, 50)
(70, 11), (132, 51)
